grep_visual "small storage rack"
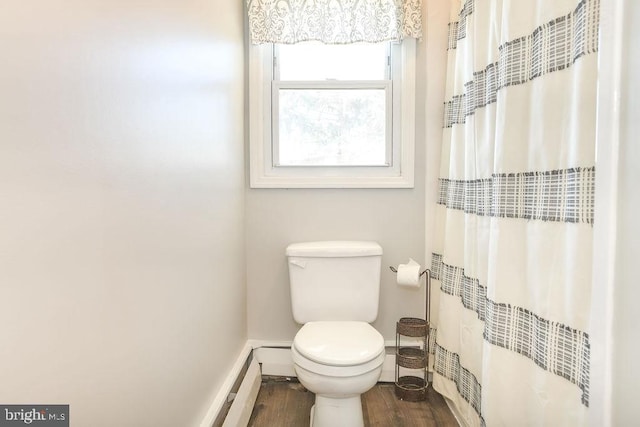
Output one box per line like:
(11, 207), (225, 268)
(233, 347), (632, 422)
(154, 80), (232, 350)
(390, 267), (431, 402)
(395, 317), (429, 401)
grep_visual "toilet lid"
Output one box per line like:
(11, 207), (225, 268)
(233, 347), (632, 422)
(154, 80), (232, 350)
(293, 321), (384, 366)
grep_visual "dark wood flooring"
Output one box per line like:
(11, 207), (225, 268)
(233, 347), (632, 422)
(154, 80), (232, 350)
(248, 378), (459, 427)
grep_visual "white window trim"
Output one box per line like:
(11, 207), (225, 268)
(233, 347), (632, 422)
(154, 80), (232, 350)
(248, 40), (416, 189)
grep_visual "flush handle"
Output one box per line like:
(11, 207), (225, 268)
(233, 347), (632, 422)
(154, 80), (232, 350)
(289, 259), (306, 269)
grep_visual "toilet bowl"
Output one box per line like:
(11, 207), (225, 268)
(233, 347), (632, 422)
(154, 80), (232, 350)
(291, 321), (385, 427)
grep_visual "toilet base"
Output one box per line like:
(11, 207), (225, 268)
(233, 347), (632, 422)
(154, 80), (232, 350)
(309, 395), (364, 427)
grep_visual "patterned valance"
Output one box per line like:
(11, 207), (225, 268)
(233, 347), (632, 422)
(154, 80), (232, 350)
(246, 0), (423, 44)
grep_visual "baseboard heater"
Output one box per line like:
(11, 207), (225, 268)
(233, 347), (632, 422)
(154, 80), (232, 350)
(213, 356), (262, 427)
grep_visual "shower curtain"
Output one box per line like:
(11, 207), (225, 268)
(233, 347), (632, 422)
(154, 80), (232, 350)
(430, 0), (599, 425)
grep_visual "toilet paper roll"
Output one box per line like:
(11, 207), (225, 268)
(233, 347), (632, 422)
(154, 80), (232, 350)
(396, 258), (422, 288)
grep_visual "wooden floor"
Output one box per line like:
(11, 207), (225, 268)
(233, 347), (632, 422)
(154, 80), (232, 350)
(248, 378), (459, 427)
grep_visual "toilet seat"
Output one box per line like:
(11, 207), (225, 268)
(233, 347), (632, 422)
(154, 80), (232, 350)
(292, 321), (385, 377)
(294, 321), (384, 366)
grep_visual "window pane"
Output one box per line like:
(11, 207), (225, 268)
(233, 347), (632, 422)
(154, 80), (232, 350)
(276, 88), (387, 166)
(277, 42), (388, 81)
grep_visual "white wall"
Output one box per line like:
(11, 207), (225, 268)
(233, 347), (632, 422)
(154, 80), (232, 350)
(590, 0), (640, 424)
(611, 0), (640, 423)
(244, 1), (450, 342)
(0, 1), (246, 426)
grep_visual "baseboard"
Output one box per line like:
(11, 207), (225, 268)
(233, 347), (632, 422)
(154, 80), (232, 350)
(380, 353), (396, 382)
(199, 342), (253, 427)
(253, 346), (296, 377)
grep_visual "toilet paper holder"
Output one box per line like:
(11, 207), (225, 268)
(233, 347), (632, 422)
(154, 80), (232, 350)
(388, 265), (430, 277)
(389, 265), (432, 401)
(388, 265), (431, 320)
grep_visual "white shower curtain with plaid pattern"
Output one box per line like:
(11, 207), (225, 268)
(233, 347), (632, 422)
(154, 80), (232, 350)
(430, 0), (599, 425)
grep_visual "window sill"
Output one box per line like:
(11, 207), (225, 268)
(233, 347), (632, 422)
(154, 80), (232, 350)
(249, 173), (415, 189)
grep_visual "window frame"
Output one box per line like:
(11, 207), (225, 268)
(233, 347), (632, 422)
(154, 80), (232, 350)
(248, 39), (416, 188)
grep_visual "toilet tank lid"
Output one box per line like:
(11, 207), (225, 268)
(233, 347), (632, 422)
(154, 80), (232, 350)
(286, 241), (382, 257)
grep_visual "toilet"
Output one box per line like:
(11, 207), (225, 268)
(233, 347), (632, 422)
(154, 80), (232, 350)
(286, 241), (385, 427)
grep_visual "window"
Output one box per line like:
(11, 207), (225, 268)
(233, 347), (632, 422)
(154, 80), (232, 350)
(274, 42), (390, 168)
(249, 40), (416, 188)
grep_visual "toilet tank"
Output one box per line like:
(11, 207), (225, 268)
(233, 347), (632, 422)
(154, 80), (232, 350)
(286, 241), (383, 324)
